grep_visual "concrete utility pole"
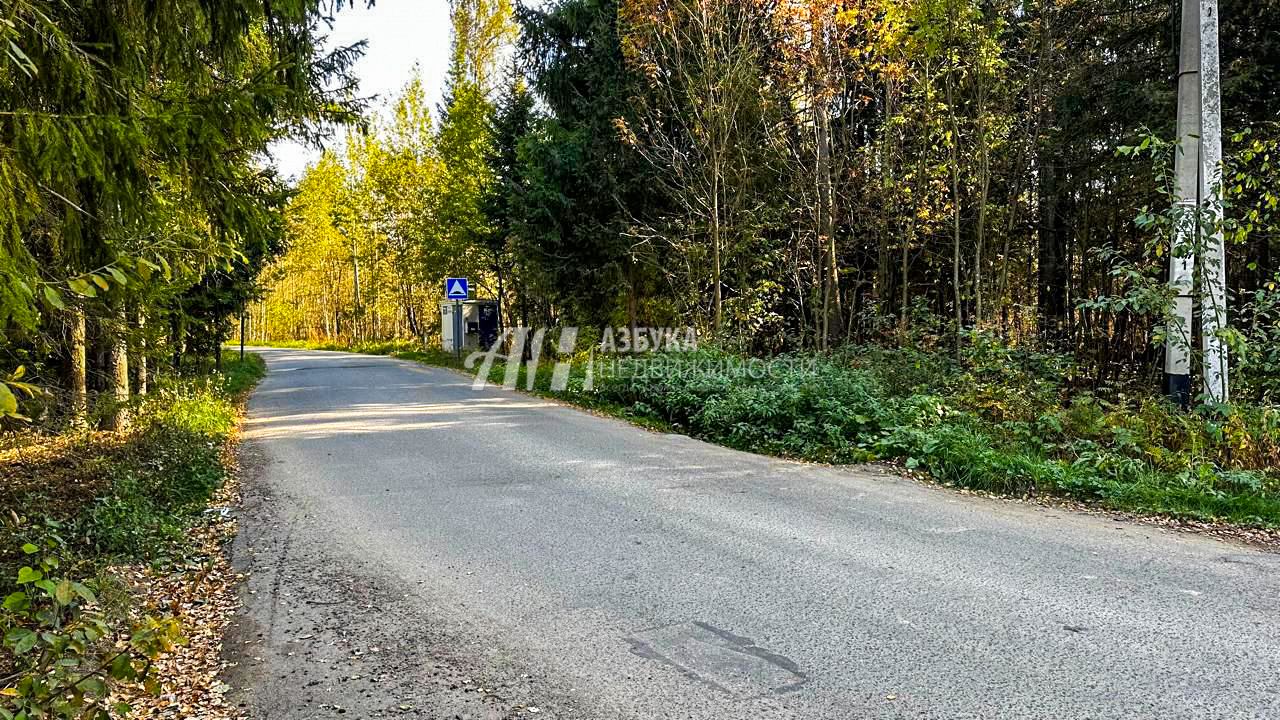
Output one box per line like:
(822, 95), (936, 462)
(1198, 0), (1229, 402)
(1166, 0), (1229, 406)
(1166, 0), (1199, 407)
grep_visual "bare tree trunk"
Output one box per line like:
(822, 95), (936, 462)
(322, 284), (334, 340)
(68, 307), (88, 427)
(900, 226), (910, 328)
(104, 309), (130, 431)
(712, 162), (723, 337)
(627, 262), (639, 339)
(496, 254), (507, 332)
(974, 78), (991, 327)
(350, 233), (362, 344)
(813, 4), (840, 350)
(132, 309), (148, 396)
(881, 78), (898, 328)
(791, 234), (809, 349)
(403, 284), (420, 338)
(998, 139), (1026, 334)
(902, 65), (932, 332)
(818, 97), (839, 350)
(946, 71), (964, 356)
(1032, 0), (1067, 348)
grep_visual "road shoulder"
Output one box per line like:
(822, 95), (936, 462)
(222, 439), (567, 720)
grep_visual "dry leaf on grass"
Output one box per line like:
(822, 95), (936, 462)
(110, 469), (246, 720)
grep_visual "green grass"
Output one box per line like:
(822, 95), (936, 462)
(255, 338), (1280, 529)
(1, 351), (266, 570)
(221, 350), (266, 396)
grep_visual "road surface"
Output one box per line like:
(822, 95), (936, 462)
(225, 348), (1280, 719)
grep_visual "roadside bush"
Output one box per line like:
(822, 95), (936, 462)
(838, 344), (953, 397)
(0, 529), (183, 720)
(1236, 274), (1280, 404)
(583, 342), (1280, 527)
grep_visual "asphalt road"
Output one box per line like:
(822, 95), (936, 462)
(228, 348), (1280, 719)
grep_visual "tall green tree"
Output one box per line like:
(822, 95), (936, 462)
(483, 67), (536, 327)
(0, 0), (364, 426)
(515, 0), (666, 328)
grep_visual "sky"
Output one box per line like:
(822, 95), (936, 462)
(269, 0), (453, 181)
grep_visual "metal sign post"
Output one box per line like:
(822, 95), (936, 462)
(454, 300), (463, 359)
(446, 278), (469, 359)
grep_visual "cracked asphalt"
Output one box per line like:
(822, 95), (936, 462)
(224, 348), (1280, 719)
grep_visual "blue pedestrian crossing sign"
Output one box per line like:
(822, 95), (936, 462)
(446, 277), (469, 300)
